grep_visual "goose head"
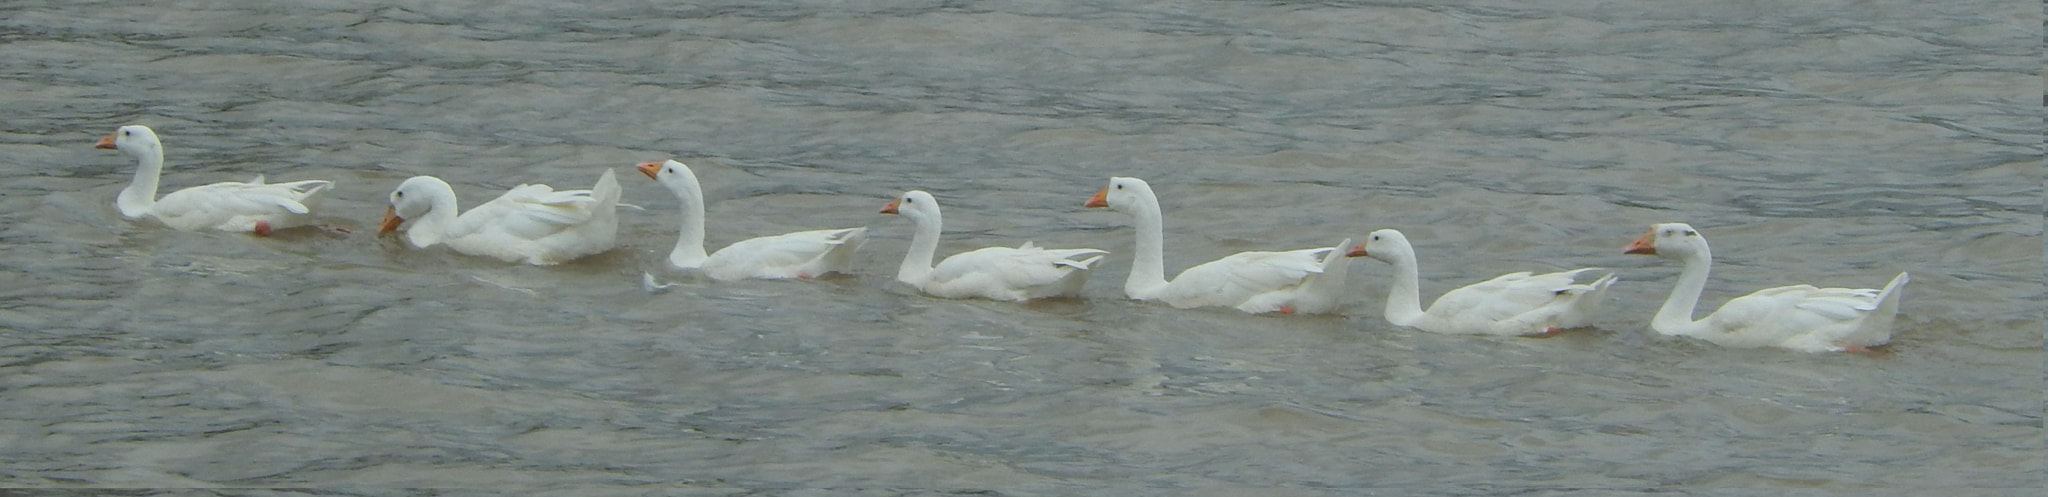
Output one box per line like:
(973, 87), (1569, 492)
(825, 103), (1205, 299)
(380, 176), (454, 234)
(1344, 229), (1413, 263)
(95, 124), (161, 158)
(1624, 222), (1705, 259)
(880, 190), (941, 223)
(637, 159), (702, 201)
(1084, 176), (1155, 213)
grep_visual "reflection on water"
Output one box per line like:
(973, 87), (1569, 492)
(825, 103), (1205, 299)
(0, 0), (2039, 490)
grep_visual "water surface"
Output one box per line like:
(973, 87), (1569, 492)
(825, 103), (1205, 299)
(0, 0), (2039, 491)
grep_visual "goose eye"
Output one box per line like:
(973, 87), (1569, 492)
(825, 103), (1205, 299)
(123, 130), (132, 136)
(666, 167), (675, 174)
(395, 191), (404, 198)
(1114, 184), (1123, 190)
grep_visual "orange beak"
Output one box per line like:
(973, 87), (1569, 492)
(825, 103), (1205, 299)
(1623, 230), (1656, 255)
(94, 133), (117, 150)
(879, 198), (901, 214)
(1084, 188), (1109, 208)
(1345, 243), (1368, 258)
(378, 205), (405, 235)
(636, 161), (663, 180)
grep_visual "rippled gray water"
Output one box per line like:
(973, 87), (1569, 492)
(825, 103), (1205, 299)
(1, 0), (2039, 491)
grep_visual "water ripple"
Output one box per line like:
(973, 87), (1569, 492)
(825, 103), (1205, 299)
(0, 0), (2036, 490)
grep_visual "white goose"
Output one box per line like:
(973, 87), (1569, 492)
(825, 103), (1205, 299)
(94, 124), (333, 235)
(1348, 229), (1617, 336)
(1624, 222), (1908, 353)
(379, 168), (622, 266)
(638, 159), (867, 280)
(1083, 177), (1352, 314)
(881, 190), (1108, 302)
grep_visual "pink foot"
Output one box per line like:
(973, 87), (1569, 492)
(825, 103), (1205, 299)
(1544, 327), (1563, 335)
(1277, 306), (1296, 315)
(253, 221), (272, 236)
(1844, 345), (1871, 353)
(798, 273), (813, 280)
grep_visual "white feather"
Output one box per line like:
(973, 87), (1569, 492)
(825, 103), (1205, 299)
(885, 190), (1107, 302)
(1353, 229), (1616, 336)
(384, 168), (622, 265)
(640, 160), (867, 280)
(1086, 176), (1354, 314)
(1625, 222), (1908, 352)
(96, 125), (334, 233)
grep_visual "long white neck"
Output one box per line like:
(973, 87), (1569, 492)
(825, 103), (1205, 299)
(1122, 196), (1170, 299)
(667, 179), (711, 269)
(1380, 248), (1428, 327)
(896, 210), (941, 287)
(403, 189), (462, 248)
(116, 144), (163, 218)
(1650, 245), (1714, 336)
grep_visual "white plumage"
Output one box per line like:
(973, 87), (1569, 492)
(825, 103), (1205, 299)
(380, 168), (622, 266)
(638, 159), (866, 280)
(95, 124), (333, 234)
(1084, 176), (1353, 314)
(1349, 229), (1616, 336)
(1624, 222), (1907, 352)
(883, 190), (1107, 302)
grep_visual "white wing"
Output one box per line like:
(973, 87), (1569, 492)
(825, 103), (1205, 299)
(150, 179), (333, 231)
(704, 227), (868, 280)
(1429, 268), (1602, 323)
(1156, 247), (1330, 308)
(924, 245), (1109, 301)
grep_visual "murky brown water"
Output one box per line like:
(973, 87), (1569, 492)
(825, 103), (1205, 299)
(1, 0), (2039, 491)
